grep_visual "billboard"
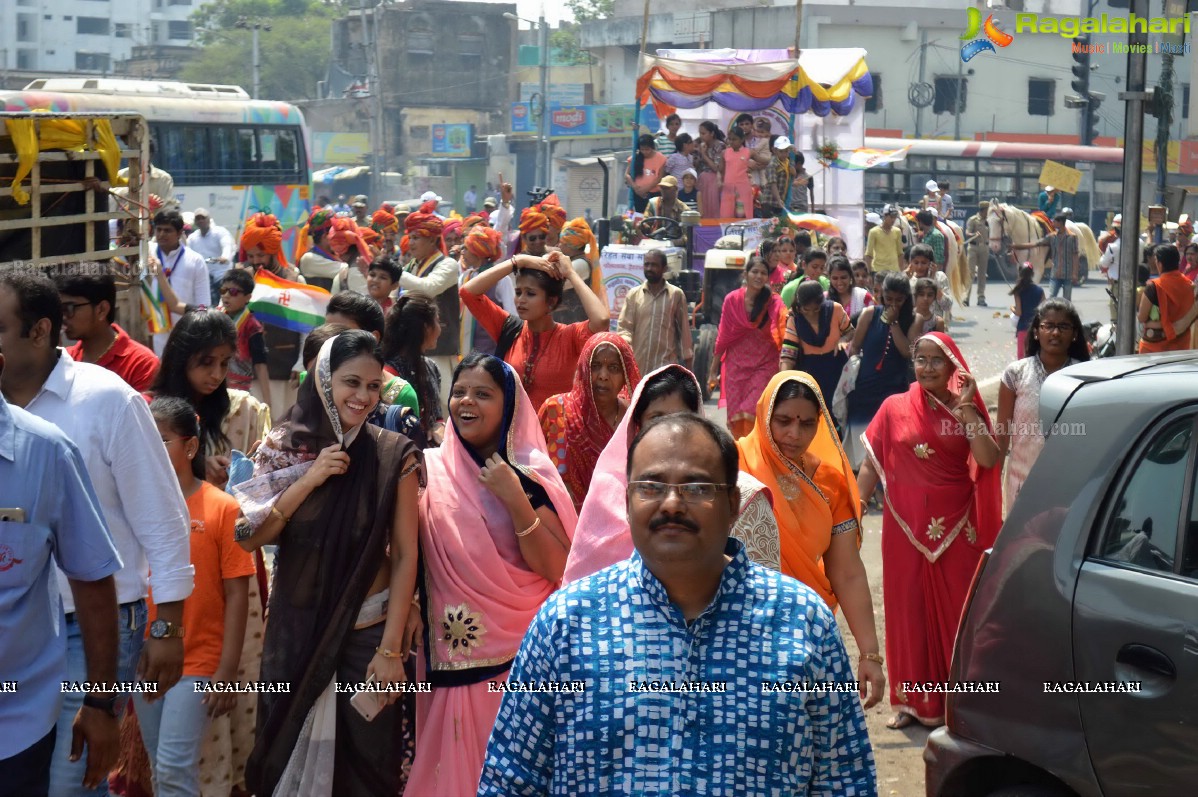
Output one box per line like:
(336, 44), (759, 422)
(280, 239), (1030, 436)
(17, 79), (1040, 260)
(510, 104), (662, 139)
(431, 124), (473, 158)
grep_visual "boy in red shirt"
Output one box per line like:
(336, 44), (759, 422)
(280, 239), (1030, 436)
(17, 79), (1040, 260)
(217, 269), (272, 400)
(58, 271), (159, 391)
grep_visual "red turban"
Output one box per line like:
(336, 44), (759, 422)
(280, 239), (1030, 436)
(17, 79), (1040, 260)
(538, 196), (566, 231)
(371, 208), (400, 234)
(519, 208), (550, 235)
(405, 202), (445, 240)
(464, 226), (503, 263)
(326, 216), (373, 264)
(239, 213), (290, 269)
(443, 218), (464, 240)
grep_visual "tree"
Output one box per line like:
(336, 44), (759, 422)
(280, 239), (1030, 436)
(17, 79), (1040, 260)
(566, 0), (615, 23)
(182, 0), (337, 100)
(551, 0), (613, 66)
(180, 14), (333, 100)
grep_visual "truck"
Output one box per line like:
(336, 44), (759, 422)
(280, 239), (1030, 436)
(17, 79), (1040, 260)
(1, 111), (151, 343)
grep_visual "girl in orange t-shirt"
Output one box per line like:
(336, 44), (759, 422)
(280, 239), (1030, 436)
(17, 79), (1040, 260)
(132, 397), (255, 797)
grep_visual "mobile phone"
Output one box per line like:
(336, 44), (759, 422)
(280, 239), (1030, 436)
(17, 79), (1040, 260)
(349, 675), (385, 722)
(0, 508), (27, 523)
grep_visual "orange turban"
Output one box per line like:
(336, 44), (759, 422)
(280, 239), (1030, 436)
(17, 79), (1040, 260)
(405, 200), (445, 239)
(519, 208), (550, 235)
(371, 208), (400, 234)
(464, 225), (503, 263)
(358, 227), (381, 248)
(538, 196), (566, 231)
(240, 213), (290, 269)
(559, 217), (598, 266)
(327, 216), (373, 265)
(462, 214), (488, 232)
(399, 234), (410, 255)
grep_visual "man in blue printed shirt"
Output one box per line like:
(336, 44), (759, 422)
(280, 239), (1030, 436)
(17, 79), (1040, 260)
(479, 413), (877, 796)
(0, 346), (123, 796)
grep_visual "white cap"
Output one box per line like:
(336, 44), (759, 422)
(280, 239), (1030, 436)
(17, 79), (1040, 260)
(420, 190), (442, 203)
(865, 212), (882, 225)
(682, 168), (698, 179)
(925, 180), (938, 192)
(1113, 213), (1123, 224)
(773, 135), (792, 150)
(1044, 185), (1055, 192)
(193, 207), (209, 218)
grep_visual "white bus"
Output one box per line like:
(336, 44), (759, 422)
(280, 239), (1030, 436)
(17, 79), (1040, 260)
(2, 78), (312, 259)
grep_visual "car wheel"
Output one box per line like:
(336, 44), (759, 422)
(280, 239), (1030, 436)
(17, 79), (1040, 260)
(693, 324), (717, 402)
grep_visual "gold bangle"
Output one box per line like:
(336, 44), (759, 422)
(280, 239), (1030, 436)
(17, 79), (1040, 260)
(270, 506), (290, 525)
(516, 516), (541, 538)
(375, 647), (403, 659)
(860, 652), (884, 666)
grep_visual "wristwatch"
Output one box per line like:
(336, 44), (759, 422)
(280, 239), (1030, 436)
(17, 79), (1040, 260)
(149, 619), (184, 640)
(82, 693), (120, 718)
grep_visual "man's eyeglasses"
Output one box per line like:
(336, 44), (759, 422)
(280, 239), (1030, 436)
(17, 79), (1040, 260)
(219, 287), (244, 297)
(525, 234), (547, 243)
(1038, 322), (1074, 334)
(61, 300), (95, 318)
(627, 481), (729, 504)
(913, 356), (948, 369)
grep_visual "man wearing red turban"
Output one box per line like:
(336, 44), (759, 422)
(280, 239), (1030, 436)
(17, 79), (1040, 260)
(518, 207), (551, 256)
(399, 200), (461, 405)
(298, 208), (343, 291)
(537, 195), (567, 246)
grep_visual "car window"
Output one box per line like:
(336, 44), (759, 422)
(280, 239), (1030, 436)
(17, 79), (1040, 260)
(1184, 449), (1198, 581)
(1096, 415), (1193, 575)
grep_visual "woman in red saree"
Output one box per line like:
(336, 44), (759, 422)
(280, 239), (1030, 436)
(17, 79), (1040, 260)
(857, 331), (1002, 729)
(538, 333), (641, 511)
(715, 256), (786, 438)
(408, 352), (576, 795)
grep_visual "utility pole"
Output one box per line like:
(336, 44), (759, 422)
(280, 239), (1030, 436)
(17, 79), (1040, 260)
(915, 31), (927, 139)
(235, 17), (271, 99)
(1116, 0), (1150, 356)
(538, 10), (550, 189)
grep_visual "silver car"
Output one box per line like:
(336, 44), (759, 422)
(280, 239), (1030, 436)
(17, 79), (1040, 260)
(925, 352), (1198, 796)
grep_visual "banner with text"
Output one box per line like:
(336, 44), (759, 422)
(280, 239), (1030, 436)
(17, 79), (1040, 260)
(511, 104), (662, 139)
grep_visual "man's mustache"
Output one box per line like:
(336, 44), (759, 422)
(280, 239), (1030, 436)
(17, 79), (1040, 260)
(649, 514), (699, 533)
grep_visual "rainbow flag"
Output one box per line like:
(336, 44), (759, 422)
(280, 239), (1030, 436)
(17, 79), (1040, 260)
(831, 145), (912, 171)
(140, 280), (172, 335)
(248, 270), (330, 334)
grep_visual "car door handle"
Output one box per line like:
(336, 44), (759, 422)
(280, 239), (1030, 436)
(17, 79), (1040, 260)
(1115, 644), (1176, 679)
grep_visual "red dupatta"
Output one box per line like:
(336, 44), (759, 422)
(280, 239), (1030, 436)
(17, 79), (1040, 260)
(863, 331), (1003, 561)
(559, 333), (641, 503)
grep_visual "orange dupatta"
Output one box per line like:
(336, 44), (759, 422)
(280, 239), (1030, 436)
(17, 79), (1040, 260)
(1154, 270), (1196, 346)
(736, 370), (861, 610)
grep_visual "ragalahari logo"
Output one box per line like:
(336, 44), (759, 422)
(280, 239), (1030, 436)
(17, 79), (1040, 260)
(961, 7), (1014, 61)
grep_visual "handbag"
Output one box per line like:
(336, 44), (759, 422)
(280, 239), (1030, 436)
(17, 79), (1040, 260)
(832, 354), (861, 427)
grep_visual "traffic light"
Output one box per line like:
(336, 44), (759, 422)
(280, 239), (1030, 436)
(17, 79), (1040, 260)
(1071, 36), (1091, 96)
(1084, 94), (1102, 146)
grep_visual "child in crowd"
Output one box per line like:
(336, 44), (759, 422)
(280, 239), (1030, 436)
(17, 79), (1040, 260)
(912, 277), (946, 338)
(907, 243), (953, 329)
(366, 256), (402, 313)
(780, 247), (830, 307)
(218, 268), (272, 402)
(679, 168), (700, 212)
(853, 260), (873, 291)
(1010, 263), (1046, 358)
(135, 397), (254, 797)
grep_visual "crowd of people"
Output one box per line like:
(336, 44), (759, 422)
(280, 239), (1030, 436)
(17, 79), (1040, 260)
(8, 163), (1198, 797)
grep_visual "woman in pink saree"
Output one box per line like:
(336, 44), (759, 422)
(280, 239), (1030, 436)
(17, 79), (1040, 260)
(408, 352), (576, 795)
(856, 331), (1002, 730)
(715, 256), (786, 439)
(564, 364), (781, 583)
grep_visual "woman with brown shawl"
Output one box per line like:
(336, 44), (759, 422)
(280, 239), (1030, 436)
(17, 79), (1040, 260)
(233, 330), (422, 796)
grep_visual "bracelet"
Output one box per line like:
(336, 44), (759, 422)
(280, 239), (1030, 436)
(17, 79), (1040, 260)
(860, 652), (884, 665)
(270, 505), (290, 525)
(375, 647), (403, 659)
(516, 516), (541, 538)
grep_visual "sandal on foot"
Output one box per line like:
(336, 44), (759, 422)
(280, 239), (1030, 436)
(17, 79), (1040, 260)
(886, 713), (916, 730)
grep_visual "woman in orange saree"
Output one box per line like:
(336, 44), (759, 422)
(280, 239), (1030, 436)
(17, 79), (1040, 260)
(857, 331), (1002, 730)
(737, 370), (885, 708)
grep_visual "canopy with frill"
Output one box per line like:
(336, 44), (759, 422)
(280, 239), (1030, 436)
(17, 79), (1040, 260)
(635, 48), (873, 118)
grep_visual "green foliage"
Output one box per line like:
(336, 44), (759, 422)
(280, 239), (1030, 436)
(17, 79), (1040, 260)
(180, 12), (332, 100)
(551, 25), (594, 66)
(565, 0), (615, 23)
(192, 0), (339, 43)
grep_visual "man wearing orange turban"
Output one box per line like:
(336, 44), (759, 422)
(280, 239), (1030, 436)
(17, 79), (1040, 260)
(518, 207), (551, 256)
(461, 214), (488, 233)
(240, 213), (301, 281)
(555, 217), (608, 323)
(537, 195), (567, 246)
(459, 225), (516, 355)
(372, 207), (401, 255)
(400, 200), (461, 405)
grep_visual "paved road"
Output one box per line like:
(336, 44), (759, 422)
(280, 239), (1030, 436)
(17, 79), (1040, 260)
(701, 276), (1114, 796)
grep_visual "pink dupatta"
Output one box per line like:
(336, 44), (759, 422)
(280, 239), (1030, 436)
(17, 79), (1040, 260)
(419, 359), (577, 679)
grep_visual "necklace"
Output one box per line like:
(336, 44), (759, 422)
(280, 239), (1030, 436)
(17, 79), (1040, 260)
(86, 331), (118, 364)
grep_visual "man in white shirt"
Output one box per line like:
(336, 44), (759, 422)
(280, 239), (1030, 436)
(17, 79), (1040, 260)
(186, 208), (236, 305)
(151, 209), (211, 353)
(0, 271), (193, 797)
(464, 184), (479, 214)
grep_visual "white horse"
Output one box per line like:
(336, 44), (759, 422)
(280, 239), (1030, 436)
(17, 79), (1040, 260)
(898, 209), (970, 303)
(987, 201), (1101, 283)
